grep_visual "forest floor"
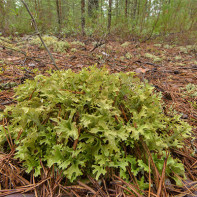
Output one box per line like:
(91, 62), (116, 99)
(0, 35), (197, 196)
(0, 36), (196, 128)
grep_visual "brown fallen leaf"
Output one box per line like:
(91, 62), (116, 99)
(135, 67), (150, 74)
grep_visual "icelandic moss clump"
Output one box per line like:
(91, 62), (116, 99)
(30, 35), (70, 52)
(0, 66), (191, 187)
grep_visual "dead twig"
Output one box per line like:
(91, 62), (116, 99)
(20, 0), (59, 70)
(90, 33), (107, 52)
(157, 152), (168, 196)
(140, 137), (160, 190)
(78, 181), (97, 195)
(113, 175), (143, 197)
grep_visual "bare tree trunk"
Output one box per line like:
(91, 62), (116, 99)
(0, 0), (5, 33)
(125, 0), (128, 18)
(108, 0), (112, 33)
(56, 0), (62, 28)
(81, 0), (85, 35)
(133, 0), (137, 20)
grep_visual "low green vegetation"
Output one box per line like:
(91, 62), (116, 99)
(125, 52), (133, 59)
(144, 53), (162, 62)
(0, 67), (191, 188)
(30, 36), (70, 52)
(182, 83), (197, 98)
(71, 41), (85, 47)
(121, 42), (131, 48)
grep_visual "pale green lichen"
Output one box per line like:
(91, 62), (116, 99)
(30, 35), (70, 52)
(121, 42), (131, 47)
(145, 53), (162, 62)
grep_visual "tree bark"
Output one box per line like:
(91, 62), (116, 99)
(133, 0), (137, 20)
(56, 0), (62, 27)
(125, 0), (128, 19)
(108, 0), (112, 33)
(81, 0), (85, 35)
(0, 0), (5, 33)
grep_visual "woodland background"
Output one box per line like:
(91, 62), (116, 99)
(0, 0), (196, 42)
(0, 0), (197, 196)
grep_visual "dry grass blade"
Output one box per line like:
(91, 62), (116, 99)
(191, 159), (197, 168)
(0, 152), (30, 190)
(157, 152), (168, 196)
(88, 175), (107, 197)
(2, 118), (14, 151)
(174, 173), (195, 196)
(33, 175), (38, 197)
(140, 137), (160, 190)
(78, 181), (97, 194)
(39, 158), (54, 196)
(113, 175), (143, 197)
(171, 148), (196, 161)
(116, 184), (136, 197)
(0, 177), (50, 196)
(59, 184), (73, 196)
(102, 178), (110, 197)
(70, 189), (80, 197)
(148, 158), (151, 197)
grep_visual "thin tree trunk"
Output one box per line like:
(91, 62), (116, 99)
(108, 0), (112, 33)
(115, 0), (119, 24)
(81, 0), (85, 35)
(125, 0), (128, 18)
(0, 0), (5, 33)
(56, 0), (62, 28)
(133, 0), (137, 20)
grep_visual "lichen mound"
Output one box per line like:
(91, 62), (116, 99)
(0, 66), (191, 187)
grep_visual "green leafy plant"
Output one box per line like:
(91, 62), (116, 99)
(0, 66), (191, 186)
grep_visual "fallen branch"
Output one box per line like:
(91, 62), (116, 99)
(90, 33), (107, 52)
(90, 42), (105, 52)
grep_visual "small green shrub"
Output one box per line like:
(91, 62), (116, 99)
(0, 67), (191, 186)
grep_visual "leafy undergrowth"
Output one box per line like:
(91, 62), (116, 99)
(0, 66), (192, 196)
